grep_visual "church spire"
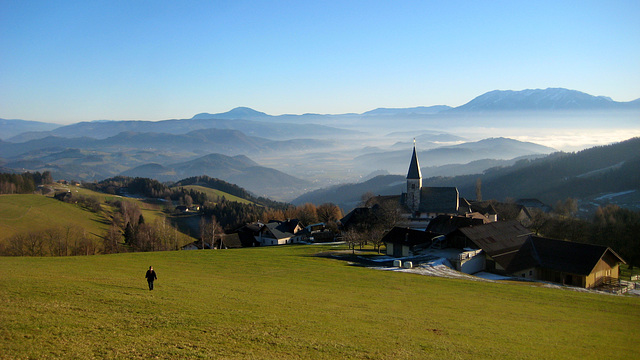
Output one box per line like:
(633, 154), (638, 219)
(406, 139), (422, 180)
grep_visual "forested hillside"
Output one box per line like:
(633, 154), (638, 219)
(455, 137), (640, 204)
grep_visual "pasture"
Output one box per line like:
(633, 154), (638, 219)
(1, 245), (638, 359)
(0, 194), (107, 242)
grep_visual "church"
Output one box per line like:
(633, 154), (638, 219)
(400, 143), (461, 221)
(355, 143), (467, 229)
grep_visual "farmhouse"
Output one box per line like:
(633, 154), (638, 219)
(258, 219), (305, 246)
(181, 241), (212, 250)
(381, 227), (441, 257)
(509, 236), (626, 288)
(445, 221), (626, 288)
(448, 220), (533, 274)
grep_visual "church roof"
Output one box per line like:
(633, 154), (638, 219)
(406, 146), (422, 180)
(418, 187), (459, 213)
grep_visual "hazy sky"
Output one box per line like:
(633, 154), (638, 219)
(2, 0), (639, 124)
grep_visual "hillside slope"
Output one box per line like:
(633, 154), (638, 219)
(1, 246), (637, 359)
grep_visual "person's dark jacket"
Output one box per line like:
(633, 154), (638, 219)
(145, 270), (157, 282)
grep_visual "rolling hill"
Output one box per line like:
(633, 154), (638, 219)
(125, 153), (311, 200)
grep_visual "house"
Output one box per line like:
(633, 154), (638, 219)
(339, 205), (385, 231)
(447, 221), (626, 288)
(508, 236), (626, 288)
(448, 220), (533, 274)
(425, 214), (488, 237)
(214, 233), (243, 249)
(299, 223), (337, 243)
(181, 241), (212, 250)
(381, 227), (440, 257)
(469, 201), (499, 222)
(233, 222), (263, 247)
(516, 198), (552, 213)
(258, 219), (305, 246)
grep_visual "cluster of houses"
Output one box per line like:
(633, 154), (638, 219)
(350, 144), (625, 290)
(184, 143), (627, 291)
(182, 220), (336, 250)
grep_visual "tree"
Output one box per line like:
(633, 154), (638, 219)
(296, 203), (318, 226)
(317, 203), (343, 223)
(103, 223), (122, 254)
(367, 226), (387, 254)
(554, 198), (578, 218)
(199, 215), (222, 249)
(342, 229), (363, 254)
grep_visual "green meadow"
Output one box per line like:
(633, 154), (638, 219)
(174, 185), (256, 205)
(0, 194), (107, 242)
(1, 245), (638, 359)
(0, 191), (168, 244)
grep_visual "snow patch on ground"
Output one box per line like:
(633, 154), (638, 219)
(594, 189), (636, 201)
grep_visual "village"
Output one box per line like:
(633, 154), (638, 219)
(180, 144), (634, 295)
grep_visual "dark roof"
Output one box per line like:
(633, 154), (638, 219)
(406, 146), (422, 180)
(218, 233), (243, 249)
(456, 220), (533, 269)
(418, 187), (459, 213)
(263, 219), (302, 240)
(181, 241), (211, 250)
(339, 207), (382, 230)
(426, 215), (486, 235)
(510, 236), (626, 275)
(469, 202), (498, 215)
(381, 227), (438, 247)
(515, 199), (552, 212)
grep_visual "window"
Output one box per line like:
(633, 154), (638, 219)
(529, 270), (533, 276)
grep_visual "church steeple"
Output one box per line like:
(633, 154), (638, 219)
(406, 140), (422, 180)
(406, 140), (422, 213)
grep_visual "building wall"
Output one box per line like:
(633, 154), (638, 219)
(406, 178), (422, 213)
(385, 243), (411, 257)
(458, 251), (485, 274)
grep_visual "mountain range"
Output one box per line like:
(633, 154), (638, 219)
(3, 88), (639, 140)
(1, 87), (639, 201)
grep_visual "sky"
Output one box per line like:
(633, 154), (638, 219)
(1, 0), (639, 124)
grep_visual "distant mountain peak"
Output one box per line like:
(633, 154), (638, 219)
(192, 107), (269, 120)
(453, 88), (633, 112)
(363, 105), (451, 116)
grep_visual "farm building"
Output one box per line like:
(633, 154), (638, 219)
(447, 221), (626, 288)
(381, 227), (440, 258)
(258, 219), (305, 246)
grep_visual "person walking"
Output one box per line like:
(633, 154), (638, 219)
(145, 266), (157, 290)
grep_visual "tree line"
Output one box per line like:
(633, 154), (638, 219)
(0, 171), (53, 194)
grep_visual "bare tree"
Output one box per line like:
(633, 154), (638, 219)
(342, 229), (364, 254)
(317, 203), (343, 223)
(296, 203), (318, 226)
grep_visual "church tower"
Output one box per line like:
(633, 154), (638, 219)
(406, 141), (422, 213)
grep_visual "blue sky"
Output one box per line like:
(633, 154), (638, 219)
(1, 0), (639, 124)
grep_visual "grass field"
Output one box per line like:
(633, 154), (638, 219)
(174, 185), (256, 205)
(0, 191), (178, 245)
(1, 245), (638, 359)
(0, 194), (108, 242)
